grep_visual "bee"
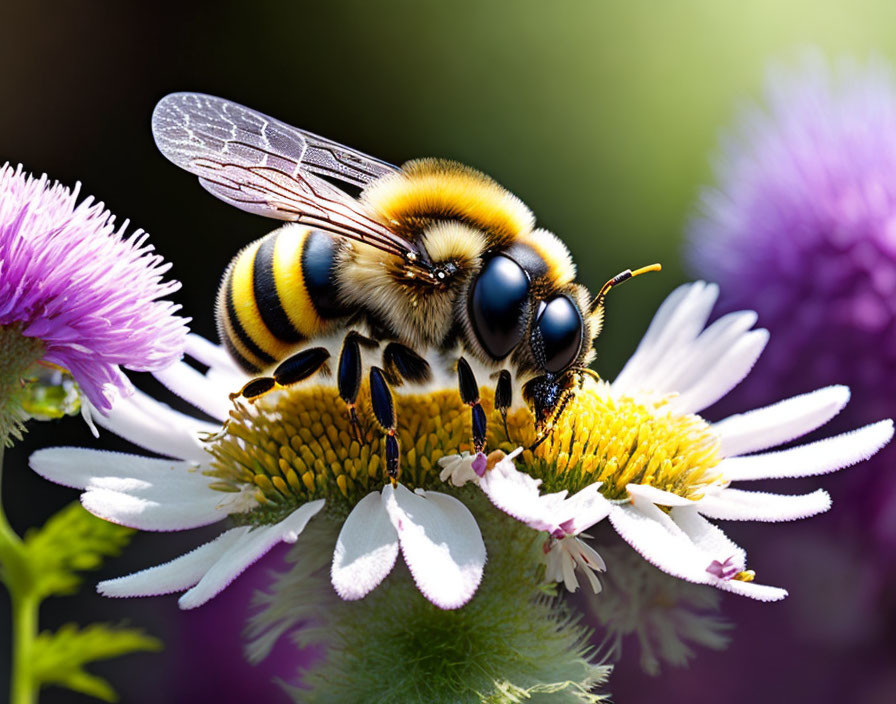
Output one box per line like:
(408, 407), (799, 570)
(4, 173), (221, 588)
(152, 93), (659, 480)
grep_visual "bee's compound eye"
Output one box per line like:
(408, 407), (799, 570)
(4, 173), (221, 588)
(469, 255), (530, 359)
(535, 296), (583, 372)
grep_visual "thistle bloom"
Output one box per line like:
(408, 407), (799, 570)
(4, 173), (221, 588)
(0, 164), (187, 423)
(471, 282), (892, 600)
(686, 55), (896, 559)
(30, 335), (487, 610)
(687, 55), (896, 420)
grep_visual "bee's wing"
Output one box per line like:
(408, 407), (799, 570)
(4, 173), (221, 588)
(151, 92), (417, 260)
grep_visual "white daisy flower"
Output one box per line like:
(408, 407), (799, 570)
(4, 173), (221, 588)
(475, 282), (893, 601)
(29, 334), (486, 610)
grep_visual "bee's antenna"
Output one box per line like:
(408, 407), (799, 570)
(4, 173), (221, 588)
(590, 262), (661, 314)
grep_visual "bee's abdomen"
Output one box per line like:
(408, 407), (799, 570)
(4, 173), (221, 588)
(216, 225), (349, 372)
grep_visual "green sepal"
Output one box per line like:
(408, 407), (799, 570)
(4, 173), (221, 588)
(31, 623), (162, 702)
(23, 502), (134, 598)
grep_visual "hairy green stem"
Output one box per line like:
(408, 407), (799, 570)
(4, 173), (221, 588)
(0, 444), (39, 704)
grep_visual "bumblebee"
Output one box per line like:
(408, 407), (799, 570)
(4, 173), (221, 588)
(152, 93), (659, 480)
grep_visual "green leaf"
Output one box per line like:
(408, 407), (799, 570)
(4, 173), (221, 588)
(23, 502), (134, 597)
(32, 623), (162, 702)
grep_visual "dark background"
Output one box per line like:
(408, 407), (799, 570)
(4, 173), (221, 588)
(3, 1), (896, 702)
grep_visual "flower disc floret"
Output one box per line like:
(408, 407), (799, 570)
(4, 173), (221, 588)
(523, 382), (723, 500)
(207, 383), (531, 525)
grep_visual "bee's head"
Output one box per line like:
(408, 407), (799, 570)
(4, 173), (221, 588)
(521, 370), (578, 430)
(520, 263), (663, 429)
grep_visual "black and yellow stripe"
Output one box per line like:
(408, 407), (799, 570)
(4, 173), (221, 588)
(216, 225), (350, 372)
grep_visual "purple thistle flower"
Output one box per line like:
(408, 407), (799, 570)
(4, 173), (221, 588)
(687, 54), (896, 422)
(686, 53), (896, 640)
(0, 163), (188, 413)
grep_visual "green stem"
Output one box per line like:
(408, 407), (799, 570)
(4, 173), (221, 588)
(0, 445), (39, 704)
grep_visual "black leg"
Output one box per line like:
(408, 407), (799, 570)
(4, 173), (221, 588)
(457, 357), (487, 454)
(369, 366), (401, 483)
(273, 347), (330, 386)
(338, 333), (364, 441)
(231, 347), (330, 402)
(494, 369), (513, 442)
(382, 342), (432, 387)
(526, 370), (583, 452)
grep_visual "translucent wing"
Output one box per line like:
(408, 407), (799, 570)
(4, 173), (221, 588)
(151, 92), (417, 260)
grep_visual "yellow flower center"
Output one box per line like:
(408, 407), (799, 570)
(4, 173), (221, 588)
(205, 377), (722, 524)
(528, 380), (724, 500)
(206, 384), (529, 522)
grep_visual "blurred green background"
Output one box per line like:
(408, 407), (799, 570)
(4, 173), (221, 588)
(3, 1), (896, 702)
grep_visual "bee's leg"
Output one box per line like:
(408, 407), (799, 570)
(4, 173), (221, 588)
(337, 333), (365, 442)
(382, 342), (432, 387)
(230, 347), (330, 402)
(457, 357), (487, 454)
(528, 372), (583, 452)
(369, 366), (401, 483)
(529, 390), (573, 452)
(494, 370), (513, 443)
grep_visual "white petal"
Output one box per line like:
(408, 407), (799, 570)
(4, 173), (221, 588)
(668, 328), (769, 415)
(184, 334), (242, 376)
(154, 360), (232, 422)
(574, 538), (607, 572)
(561, 550), (579, 592)
(716, 579), (788, 602)
(572, 541), (605, 593)
(98, 527), (247, 598)
(664, 311), (759, 396)
(29, 448), (206, 491)
(613, 282), (719, 396)
(178, 500), (325, 609)
(697, 488), (831, 522)
(713, 386), (851, 457)
(718, 420), (894, 482)
(670, 506), (745, 570)
(479, 455), (565, 532)
(564, 484), (612, 533)
(384, 485), (486, 610)
(608, 502), (788, 602)
(626, 483), (695, 507)
(608, 503), (720, 584)
(81, 486), (225, 531)
(94, 389), (216, 462)
(331, 491), (399, 601)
